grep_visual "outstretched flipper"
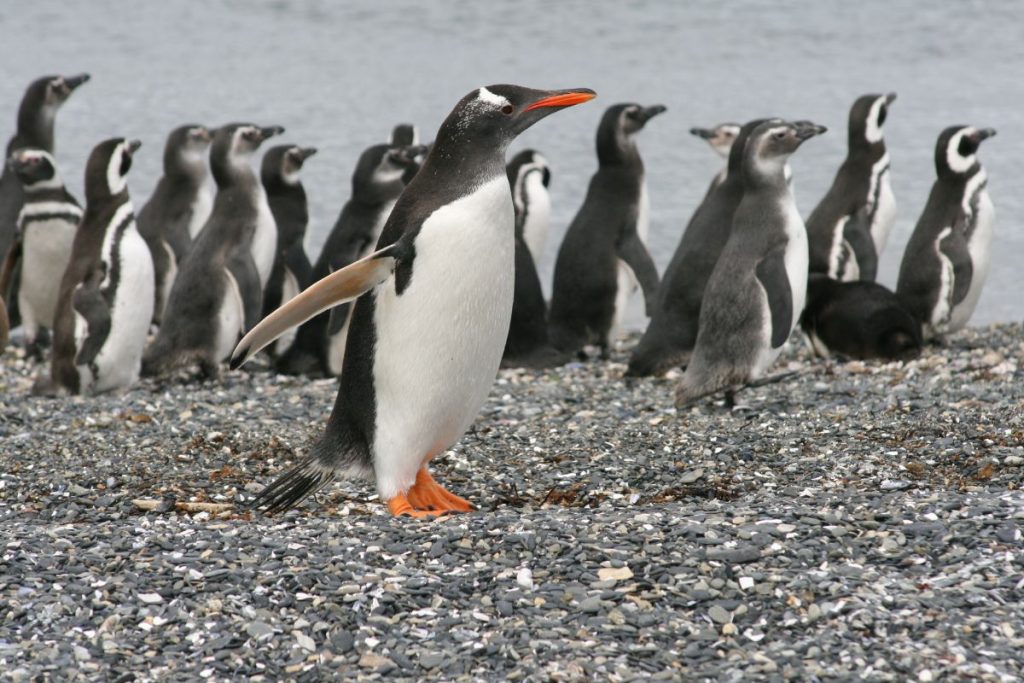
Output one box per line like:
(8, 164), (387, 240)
(617, 230), (659, 315)
(755, 247), (793, 349)
(73, 264), (112, 368)
(231, 244), (399, 368)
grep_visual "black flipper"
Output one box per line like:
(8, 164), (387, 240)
(73, 264), (112, 368)
(228, 248), (262, 332)
(755, 247), (794, 349)
(617, 230), (660, 315)
(843, 207), (879, 282)
(943, 217), (974, 307)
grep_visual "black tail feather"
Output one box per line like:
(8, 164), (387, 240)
(250, 455), (336, 514)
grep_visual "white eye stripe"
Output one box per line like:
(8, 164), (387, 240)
(477, 87), (511, 109)
(865, 97), (886, 143)
(106, 143), (128, 195)
(946, 128), (976, 174)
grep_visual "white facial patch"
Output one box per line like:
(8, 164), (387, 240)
(476, 87), (511, 109)
(14, 149), (62, 190)
(946, 128), (977, 174)
(106, 143), (128, 195)
(865, 97), (886, 143)
(754, 127), (791, 174)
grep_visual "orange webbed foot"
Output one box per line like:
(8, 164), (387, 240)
(406, 468), (476, 513)
(387, 494), (451, 519)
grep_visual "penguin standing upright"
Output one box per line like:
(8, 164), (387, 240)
(136, 124), (213, 325)
(549, 103), (664, 357)
(897, 126), (996, 340)
(503, 150), (564, 368)
(142, 124), (282, 378)
(627, 118), (770, 377)
(47, 139), (153, 395)
(676, 120), (826, 406)
(232, 85), (596, 517)
(4, 149), (82, 357)
(0, 74), (89, 267)
(260, 144), (317, 357)
(690, 122), (741, 197)
(275, 142), (423, 376)
(806, 93), (897, 282)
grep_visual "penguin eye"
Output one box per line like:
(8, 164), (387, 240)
(877, 106), (888, 127)
(500, 104), (514, 115)
(773, 130), (787, 140)
(120, 151), (132, 176)
(957, 137), (975, 157)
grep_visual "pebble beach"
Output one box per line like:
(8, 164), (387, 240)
(1, 325), (1022, 681)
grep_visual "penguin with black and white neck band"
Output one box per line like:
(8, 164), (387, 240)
(0, 73), (89, 268)
(136, 124), (214, 325)
(549, 103), (664, 358)
(5, 149), (82, 358)
(47, 138), (153, 395)
(232, 85), (596, 517)
(142, 124), (281, 379)
(897, 125), (996, 341)
(676, 120), (826, 407)
(807, 93), (897, 282)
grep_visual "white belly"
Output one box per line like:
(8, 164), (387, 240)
(610, 182), (649, 340)
(87, 217), (155, 393)
(17, 215), (77, 335)
(213, 270), (245, 362)
(521, 174), (550, 263)
(157, 241), (177, 317)
(948, 187), (994, 333)
(326, 307), (353, 377)
(251, 191), (277, 288)
(636, 180), (650, 243)
(370, 177), (514, 499)
(869, 160), (896, 255)
(188, 185), (214, 240)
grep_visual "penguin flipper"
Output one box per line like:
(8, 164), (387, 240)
(72, 265), (112, 368)
(842, 208), (878, 281)
(227, 249), (263, 331)
(617, 231), (660, 315)
(0, 237), (22, 302)
(231, 244), (399, 369)
(942, 218), (974, 306)
(755, 248), (793, 349)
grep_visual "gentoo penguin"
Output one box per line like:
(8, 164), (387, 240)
(47, 139), (153, 395)
(142, 124), (281, 378)
(801, 274), (921, 361)
(690, 123), (741, 197)
(806, 93), (897, 282)
(676, 120), (826, 407)
(503, 150), (565, 368)
(232, 85), (596, 517)
(260, 144), (317, 357)
(0, 74), (89, 269)
(275, 142), (424, 377)
(136, 124), (213, 325)
(549, 103), (664, 358)
(896, 126), (996, 341)
(5, 149), (82, 357)
(627, 119), (771, 377)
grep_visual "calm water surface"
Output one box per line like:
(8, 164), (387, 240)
(2, 0), (1021, 327)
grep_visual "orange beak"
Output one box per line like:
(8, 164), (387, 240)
(524, 90), (596, 112)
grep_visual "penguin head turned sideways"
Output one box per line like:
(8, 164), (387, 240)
(210, 124), (284, 185)
(85, 138), (141, 202)
(690, 123), (741, 159)
(351, 142), (427, 200)
(935, 125), (996, 180)
(261, 144), (317, 187)
(7, 148), (61, 190)
(31, 73), (90, 111)
(849, 92), (896, 149)
(165, 124), (212, 175)
(744, 120), (827, 183)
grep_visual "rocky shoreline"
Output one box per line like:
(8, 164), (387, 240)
(1, 324), (1022, 681)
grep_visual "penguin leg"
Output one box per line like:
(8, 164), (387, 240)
(386, 493), (451, 519)
(406, 468), (475, 513)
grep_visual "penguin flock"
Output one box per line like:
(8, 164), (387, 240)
(0, 73), (1000, 518)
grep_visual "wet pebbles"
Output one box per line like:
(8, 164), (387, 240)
(1, 324), (1022, 680)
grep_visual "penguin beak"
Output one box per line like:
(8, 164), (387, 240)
(125, 139), (142, 155)
(523, 89), (597, 112)
(259, 126), (285, 141)
(976, 128), (997, 142)
(794, 121), (827, 140)
(193, 127), (213, 143)
(65, 73), (90, 90)
(637, 105), (667, 123)
(299, 147), (318, 160)
(885, 92), (898, 105)
(690, 127), (715, 140)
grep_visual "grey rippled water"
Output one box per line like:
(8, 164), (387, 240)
(1, 0), (1020, 327)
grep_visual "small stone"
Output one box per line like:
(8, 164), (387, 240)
(708, 605), (732, 624)
(579, 596), (602, 614)
(294, 632), (315, 652)
(246, 621), (274, 639)
(138, 592), (163, 605)
(359, 653), (395, 671)
(516, 568), (534, 591)
(739, 576), (755, 591)
(680, 468), (704, 484)
(597, 566), (633, 582)
(880, 479), (912, 491)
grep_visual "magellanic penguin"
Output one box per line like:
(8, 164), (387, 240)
(801, 274), (921, 361)
(47, 139), (153, 395)
(806, 93), (897, 282)
(260, 144), (317, 357)
(142, 124), (282, 379)
(232, 85), (596, 517)
(503, 150), (565, 368)
(627, 119), (771, 377)
(896, 126), (996, 341)
(0, 74), (89, 270)
(275, 141), (424, 377)
(136, 124), (213, 325)
(389, 124), (426, 184)
(676, 120), (826, 407)
(549, 103), (664, 358)
(4, 149), (82, 357)
(690, 122), (741, 198)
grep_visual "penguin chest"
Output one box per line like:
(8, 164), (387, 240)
(949, 183), (994, 331)
(18, 211), (78, 329)
(188, 185), (214, 241)
(251, 191), (277, 288)
(371, 177), (514, 473)
(214, 269), (245, 362)
(868, 158), (896, 254)
(780, 197), (809, 338)
(521, 174), (551, 262)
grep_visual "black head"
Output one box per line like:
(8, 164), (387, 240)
(691, 122), (742, 159)
(25, 73), (91, 111)
(432, 85), (595, 161)
(506, 149), (551, 189)
(210, 123), (284, 186)
(743, 120), (826, 186)
(84, 138), (141, 203)
(389, 123), (419, 147)
(726, 118), (778, 175)
(935, 125), (995, 180)
(848, 92), (896, 150)
(352, 142), (427, 201)
(261, 144), (317, 186)
(596, 103), (666, 164)
(7, 148), (62, 190)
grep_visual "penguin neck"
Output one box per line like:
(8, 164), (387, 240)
(212, 154), (257, 190)
(83, 189), (131, 226)
(741, 155), (790, 192)
(352, 173), (405, 207)
(848, 134), (886, 162)
(14, 103), (56, 152)
(597, 130), (642, 169)
(422, 130), (507, 191)
(165, 149), (208, 187)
